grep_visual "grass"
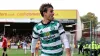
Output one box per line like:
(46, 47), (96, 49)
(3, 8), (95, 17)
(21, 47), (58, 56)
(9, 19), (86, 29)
(0, 49), (66, 56)
(0, 49), (31, 56)
(0, 48), (67, 56)
(0, 48), (88, 56)
(1, 48), (100, 56)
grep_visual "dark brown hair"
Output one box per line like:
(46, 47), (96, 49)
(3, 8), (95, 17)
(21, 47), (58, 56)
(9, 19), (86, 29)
(39, 3), (53, 17)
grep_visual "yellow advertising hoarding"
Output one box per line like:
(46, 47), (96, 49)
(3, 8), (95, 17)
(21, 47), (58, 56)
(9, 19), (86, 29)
(0, 10), (77, 19)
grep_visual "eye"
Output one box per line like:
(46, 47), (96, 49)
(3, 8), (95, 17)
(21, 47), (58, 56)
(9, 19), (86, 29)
(50, 10), (53, 13)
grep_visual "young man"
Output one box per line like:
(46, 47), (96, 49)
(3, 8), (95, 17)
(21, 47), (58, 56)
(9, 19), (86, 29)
(22, 40), (27, 54)
(31, 3), (71, 56)
(2, 35), (8, 56)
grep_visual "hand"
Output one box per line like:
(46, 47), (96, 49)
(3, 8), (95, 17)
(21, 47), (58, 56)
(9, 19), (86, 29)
(66, 48), (71, 56)
(31, 53), (34, 56)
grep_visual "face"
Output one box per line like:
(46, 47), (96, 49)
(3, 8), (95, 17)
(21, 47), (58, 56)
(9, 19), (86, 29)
(44, 7), (54, 21)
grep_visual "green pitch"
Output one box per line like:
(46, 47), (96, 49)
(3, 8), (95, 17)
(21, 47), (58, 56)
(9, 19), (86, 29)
(0, 49), (66, 56)
(0, 49), (31, 56)
(0, 48), (95, 56)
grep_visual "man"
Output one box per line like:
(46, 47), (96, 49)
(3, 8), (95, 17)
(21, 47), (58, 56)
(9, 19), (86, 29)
(22, 40), (27, 54)
(7, 39), (11, 49)
(78, 43), (83, 54)
(2, 35), (8, 56)
(17, 40), (20, 49)
(31, 3), (71, 56)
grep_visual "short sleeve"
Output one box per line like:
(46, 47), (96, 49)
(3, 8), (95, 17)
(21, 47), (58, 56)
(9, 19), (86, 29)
(32, 26), (39, 39)
(58, 23), (65, 35)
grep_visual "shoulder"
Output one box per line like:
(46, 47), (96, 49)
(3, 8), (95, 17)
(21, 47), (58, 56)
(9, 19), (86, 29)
(53, 20), (60, 23)
(53, 20), (62, 26)
(34, 23), (39, 28)
(33, 22), (42, 29)
(51, 20), (60, 25)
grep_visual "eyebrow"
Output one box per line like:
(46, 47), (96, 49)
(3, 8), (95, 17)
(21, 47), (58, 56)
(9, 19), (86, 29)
(51, 10), (54, 12)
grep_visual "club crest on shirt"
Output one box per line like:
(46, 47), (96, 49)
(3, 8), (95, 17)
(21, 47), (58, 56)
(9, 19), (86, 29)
(42, 32), (55, 40)
(45, 32), (50, 36)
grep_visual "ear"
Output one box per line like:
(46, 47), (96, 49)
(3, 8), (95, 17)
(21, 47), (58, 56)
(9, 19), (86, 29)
(43, 12), (47, 16)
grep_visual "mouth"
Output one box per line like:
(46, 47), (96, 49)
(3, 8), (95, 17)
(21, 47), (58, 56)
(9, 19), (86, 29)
(50, 16), (54, 19)
(51, 16), (54, 18)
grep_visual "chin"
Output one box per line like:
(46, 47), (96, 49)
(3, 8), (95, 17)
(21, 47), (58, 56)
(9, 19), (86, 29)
(49, 17), (54, 21)
(52, 17), (54, 20)
(51, 17), (54, 20)
(52, 19), (54, 20)
(50, 19), (54, 21)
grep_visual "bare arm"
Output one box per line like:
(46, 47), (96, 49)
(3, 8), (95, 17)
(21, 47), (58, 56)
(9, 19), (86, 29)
(31, 53), (34, 56)
(66, 48), (71, 56)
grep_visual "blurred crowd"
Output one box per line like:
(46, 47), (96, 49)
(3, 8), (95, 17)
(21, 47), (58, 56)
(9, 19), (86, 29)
(0, 33), (32, 49)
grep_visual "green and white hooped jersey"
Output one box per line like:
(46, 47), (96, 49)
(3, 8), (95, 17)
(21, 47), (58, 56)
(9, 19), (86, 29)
(32, 20), (65, 56)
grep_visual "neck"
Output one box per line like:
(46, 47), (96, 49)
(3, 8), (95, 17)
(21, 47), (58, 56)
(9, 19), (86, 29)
(42, 17), (50, 24)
